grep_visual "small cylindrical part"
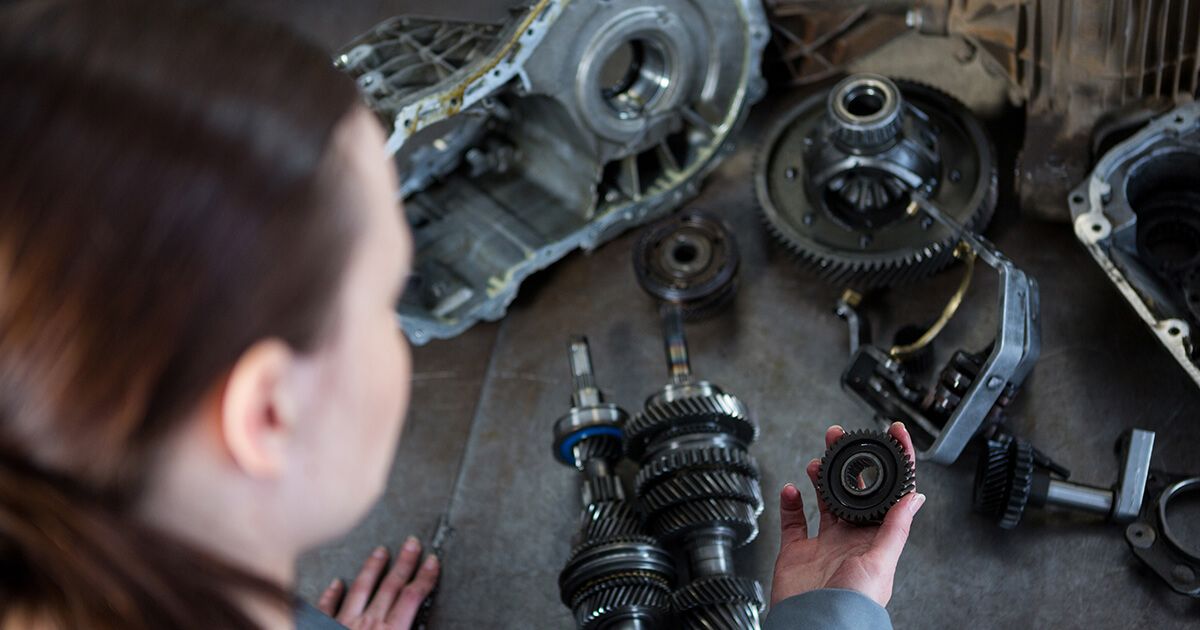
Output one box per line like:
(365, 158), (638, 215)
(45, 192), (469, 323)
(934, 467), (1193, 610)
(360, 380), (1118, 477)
(684, 530), (736, 579)
(568, 336), (601, 408)
(660, 305), (692, 385)
(1045, 479), (1114, 516)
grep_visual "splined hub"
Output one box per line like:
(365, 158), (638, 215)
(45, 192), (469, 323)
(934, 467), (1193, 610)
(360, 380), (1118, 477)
(818, 430), (915, 524)
(634, 211), (740, 322)
(756, 74), (997, 288)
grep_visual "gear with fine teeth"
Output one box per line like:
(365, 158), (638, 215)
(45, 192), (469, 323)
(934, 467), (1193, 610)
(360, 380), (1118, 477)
(818, 430), (916, 525)
(577, 500), (644, 542)
(755, 73), (997, 289)
(972, 433), (1035, 529)
(633, 210), (741, 323)
(671, 575), (764, 627)
(636, 446), (761, 494)
(647, 497), (761, 545)
(639, 469), (763, 515)
(625, 393), (757, 462)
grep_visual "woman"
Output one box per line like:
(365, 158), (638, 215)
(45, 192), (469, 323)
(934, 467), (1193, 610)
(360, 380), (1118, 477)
(0, 1), (922, 628)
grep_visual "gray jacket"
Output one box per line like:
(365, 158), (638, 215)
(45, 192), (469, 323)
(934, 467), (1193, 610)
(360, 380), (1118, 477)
(764, 588), (892, 630)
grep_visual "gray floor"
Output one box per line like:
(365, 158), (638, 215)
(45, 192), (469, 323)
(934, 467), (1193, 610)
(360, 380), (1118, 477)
(229, 2), (1200, 627)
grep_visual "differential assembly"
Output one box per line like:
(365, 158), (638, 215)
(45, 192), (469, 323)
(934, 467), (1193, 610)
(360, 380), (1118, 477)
(626, 275), (764, 628)
(553, 337), (675, 629)
(756, 73), (997, 288)
(817, 430), (915, 525)
(338, 0), (768, 343)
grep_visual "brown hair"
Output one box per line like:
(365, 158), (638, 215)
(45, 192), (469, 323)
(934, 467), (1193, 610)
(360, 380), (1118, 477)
(0, 0), (362, 627)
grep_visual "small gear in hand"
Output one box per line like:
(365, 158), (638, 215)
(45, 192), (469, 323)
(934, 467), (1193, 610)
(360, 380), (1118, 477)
(817, 429), (915, 525)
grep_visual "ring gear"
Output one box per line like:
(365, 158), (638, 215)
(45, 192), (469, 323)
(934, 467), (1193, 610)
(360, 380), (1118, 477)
(756, 74), (997, 288)
(818, 430), (916, 524)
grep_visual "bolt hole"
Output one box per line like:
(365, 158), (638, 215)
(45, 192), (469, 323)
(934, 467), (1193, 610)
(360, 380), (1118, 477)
(1169, 326), (1181, 336)
(843, 85), (886, 118)
(1092, 224), (1103, 233)
(1072, 194), (1084, 204)
(672, 242), (698, 264)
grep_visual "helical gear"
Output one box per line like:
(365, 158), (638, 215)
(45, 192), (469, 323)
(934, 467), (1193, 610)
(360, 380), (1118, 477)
(625, 393), (757, 462)
(972, 433), (1035, 529)
(756, 74), (997, 289)
(633, 211), (740, 323)
(553, 337), (677, 629)
(672, 576), (764, 630)
(817, 430), (916, 525)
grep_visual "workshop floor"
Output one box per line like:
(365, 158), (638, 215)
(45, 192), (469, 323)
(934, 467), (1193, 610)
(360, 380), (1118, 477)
(227, 1), (1200, 627)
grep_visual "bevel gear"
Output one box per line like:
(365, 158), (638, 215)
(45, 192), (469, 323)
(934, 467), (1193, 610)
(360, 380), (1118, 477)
(817, 430), (915, 525)
(756, 73), (997, 288)
(972, 433), (1035, 529)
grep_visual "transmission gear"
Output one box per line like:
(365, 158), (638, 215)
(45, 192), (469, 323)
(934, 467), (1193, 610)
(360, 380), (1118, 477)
(672, 576), (763, 630)
(552, 337), (676, 628)
(756, 73), (997, 288)
(817, 430), (915, 525)
(972, 433), (1034, 529)
(633, 210), (740, 322)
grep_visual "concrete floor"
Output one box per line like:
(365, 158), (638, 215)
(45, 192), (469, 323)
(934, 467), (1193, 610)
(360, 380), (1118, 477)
(226, 1), (1200, 627)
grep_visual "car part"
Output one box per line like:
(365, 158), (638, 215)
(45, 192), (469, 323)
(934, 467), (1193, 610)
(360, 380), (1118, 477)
(633, 211), (740, 322)
(627, 281), (764, 628)
(1127, 473), (1200, 598)
(756, 73), (997, 288)
(817, 430), (915, 524)
(766, 0), (1200, 221)
(1071, 101), (1200, 389)
(553, 337), (676, 629)
(336, 0), (769, 344)
(974, 429), (1155, 529)
(840, 195), (1040, 465)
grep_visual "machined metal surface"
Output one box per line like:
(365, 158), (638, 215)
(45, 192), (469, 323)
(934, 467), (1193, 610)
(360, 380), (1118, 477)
(633, 212), (741, 323)
(817, 430), (915, 524)
(1071, 101), (1200, 391)
(757, 74), (997, 288)
(1126, 474), (1200, 598)
(337, 0), (769, 343)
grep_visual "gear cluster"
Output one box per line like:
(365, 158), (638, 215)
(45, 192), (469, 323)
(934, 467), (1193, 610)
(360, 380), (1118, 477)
(756, 73), (997, 288)
(633, 211), (741, 322)
(818, 430), (915, 524)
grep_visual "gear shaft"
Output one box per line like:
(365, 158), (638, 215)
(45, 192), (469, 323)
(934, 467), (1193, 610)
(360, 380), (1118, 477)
(553, 337), (675, 629)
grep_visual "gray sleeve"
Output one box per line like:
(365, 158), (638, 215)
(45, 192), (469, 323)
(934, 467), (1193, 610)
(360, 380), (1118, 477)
(763, 588), (893, 630)
(294, 600), (348, 630)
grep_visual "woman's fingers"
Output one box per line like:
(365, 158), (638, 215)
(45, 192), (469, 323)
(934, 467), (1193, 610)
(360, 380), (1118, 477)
(868, 492), (926, 574)
(386, 554), (440, 629)
(778, 483), (809, 545)
(805, 457), (838, 529)
(316, 578), (344, 616)
(366, 536), (423, 618)
(337, 546), (389, 621)
(825, 424), (846, 449)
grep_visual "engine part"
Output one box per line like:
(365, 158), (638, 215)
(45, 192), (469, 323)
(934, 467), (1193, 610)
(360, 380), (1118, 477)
(1127, 473), (1200, 598)
(767, 0), (1200, 222)
(817, 430), (915, 524)
(627, 307), (764, 628)
(1071, 101), (1200, 389)
(841, 195), (1040, 464)
(553, 337), (676, 629)
(756, 73), (997, 288)
(336, 0), (769, 344)
(973, 429), (1155, 529)
(633, 211), (740, 322)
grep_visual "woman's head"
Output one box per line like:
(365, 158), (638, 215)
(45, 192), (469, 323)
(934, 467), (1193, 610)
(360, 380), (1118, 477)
(0, 0), (412, 626)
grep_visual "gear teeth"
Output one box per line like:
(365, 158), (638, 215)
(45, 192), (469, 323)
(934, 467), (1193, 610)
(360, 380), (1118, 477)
(625, 394), (757, 461)
(568, 435), (624, 466)
(582, 476), (625, 505)
(636, 446), (761, 495)
(817, 429), (916, 525)
(677, 603), (760, 630)
(577, 501), (643, 542)
(756, 79), (998, 289)
(647, 498), (760, 545)
(574, 583), (673, 630)
(639, 469), (763, 515)
(672, 575), (764, 612)
(973, 434), (1034, 529)
(566, 534), (663, 564)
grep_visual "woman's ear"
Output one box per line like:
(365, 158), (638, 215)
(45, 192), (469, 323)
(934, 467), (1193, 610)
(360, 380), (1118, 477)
(219, 338), (298, 479)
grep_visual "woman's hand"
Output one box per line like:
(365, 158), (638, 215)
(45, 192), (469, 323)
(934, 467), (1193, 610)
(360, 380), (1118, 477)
(770, 422), (926, 608)
(317, 537), (440, 629)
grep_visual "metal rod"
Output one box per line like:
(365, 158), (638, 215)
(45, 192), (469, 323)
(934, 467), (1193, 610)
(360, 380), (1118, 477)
(1045, 479), (1114, 516)
(660, 304), (693, 385)
(568, 336), (601, 407)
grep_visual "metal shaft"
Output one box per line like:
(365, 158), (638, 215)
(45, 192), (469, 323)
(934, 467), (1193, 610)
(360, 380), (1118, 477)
(660, 304), (693, 385)
(684, 528), (737, 579)
(1044, 479), (1114, 517)
(568, 336), (602, 408)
